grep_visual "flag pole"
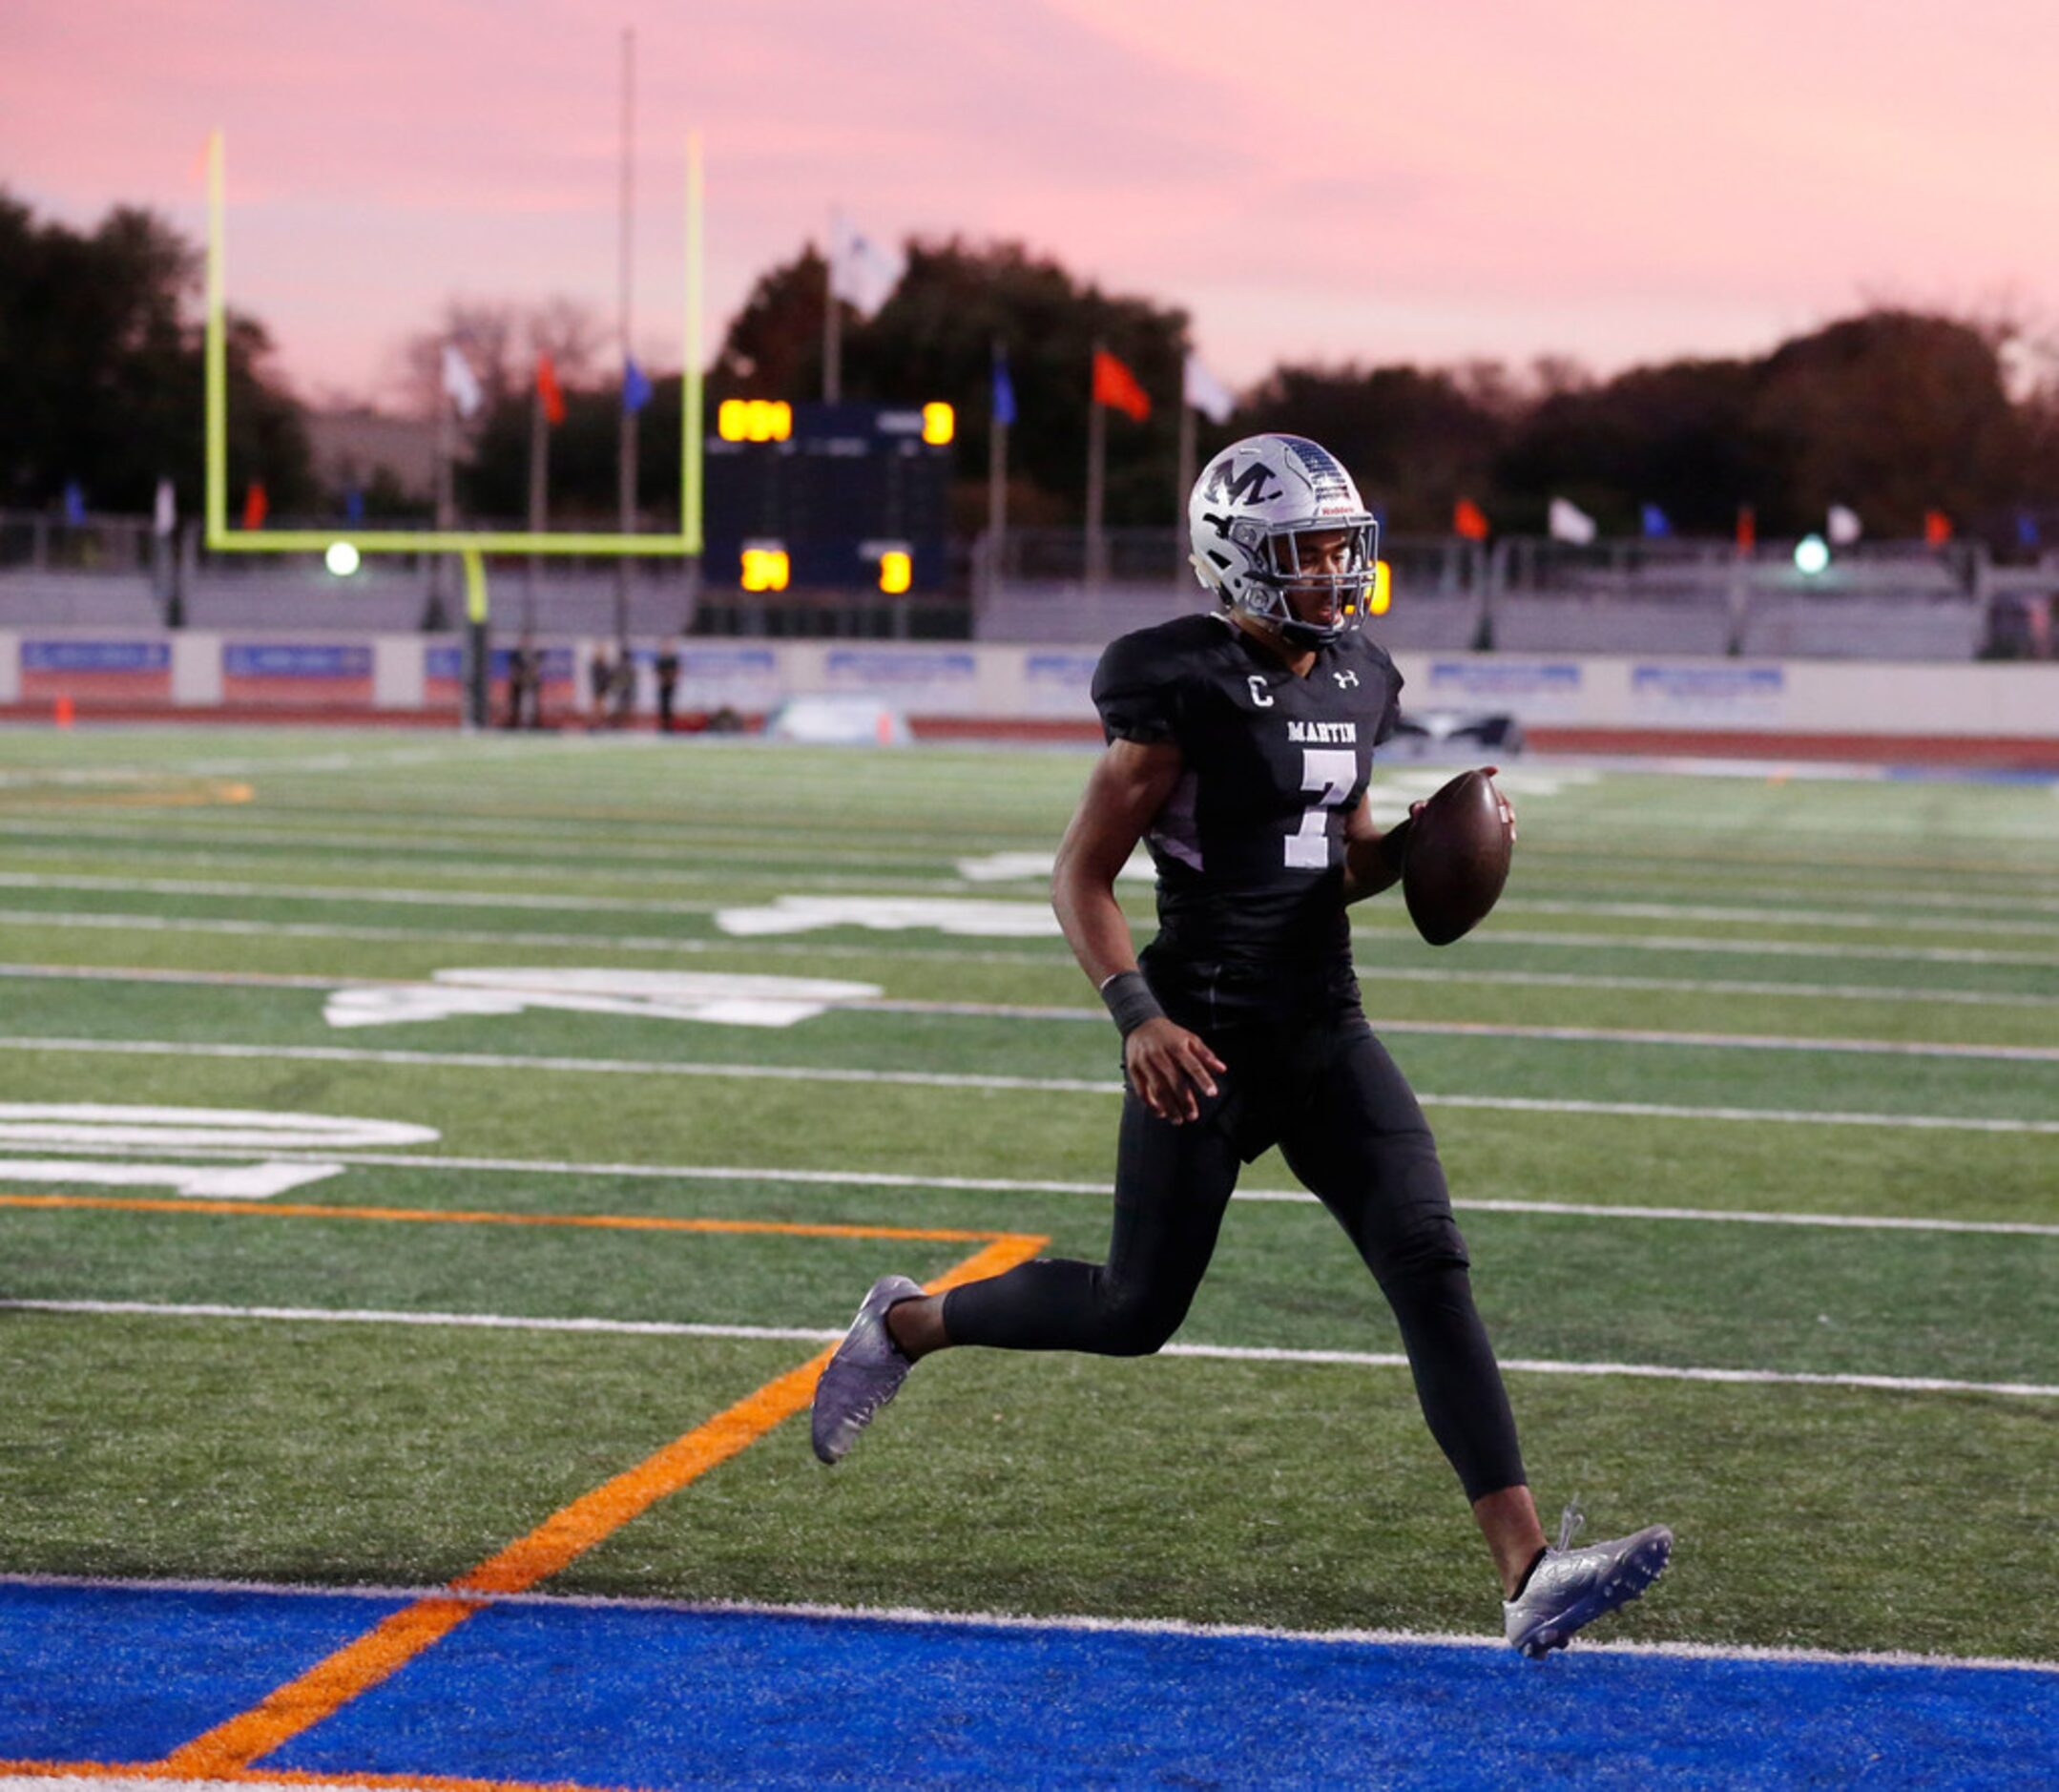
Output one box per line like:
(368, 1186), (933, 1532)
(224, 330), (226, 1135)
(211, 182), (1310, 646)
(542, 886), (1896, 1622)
(988, 338), (1009, 599)
(614, 24), (636, 649)
(1085, 341), (1107, 590)
(822, 207), (842, 403)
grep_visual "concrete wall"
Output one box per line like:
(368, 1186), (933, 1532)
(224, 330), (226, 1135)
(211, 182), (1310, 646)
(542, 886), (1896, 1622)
(4, 628), (2055, 759)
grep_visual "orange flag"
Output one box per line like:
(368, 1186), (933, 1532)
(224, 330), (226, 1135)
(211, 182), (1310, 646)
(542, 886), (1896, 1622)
(536, 354), (567, 427)
(1736, 505), (1757, 552)
(241, 481), (268, 530)
(1453, 497), (1489, 540)
(1092, 349), (1151, 422)
(1924, 510), (1953, 546)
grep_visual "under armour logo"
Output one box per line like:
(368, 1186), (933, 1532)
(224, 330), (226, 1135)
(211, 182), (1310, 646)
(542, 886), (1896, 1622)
(1333, 669), (1360, 689)
(1247, 674), (1274, 708)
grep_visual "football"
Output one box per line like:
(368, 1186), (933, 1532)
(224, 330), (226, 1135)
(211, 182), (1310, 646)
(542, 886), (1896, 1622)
(1402, 769), (1514, 946)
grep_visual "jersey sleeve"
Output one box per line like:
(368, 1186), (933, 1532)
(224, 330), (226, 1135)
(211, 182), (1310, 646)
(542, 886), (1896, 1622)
(1092, 632), (1182, 745)
(1372, 655), (1404, 746)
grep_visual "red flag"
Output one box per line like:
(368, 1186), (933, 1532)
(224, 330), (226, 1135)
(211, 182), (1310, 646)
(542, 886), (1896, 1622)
(241, 480), (268, 530)
(1736, 505), (1756, 552)
(1924, 509), (1953, 547)
(536, 354), (566, 427)
(1453, 497), (1489, 541)
(1092, 349), (1151, 422)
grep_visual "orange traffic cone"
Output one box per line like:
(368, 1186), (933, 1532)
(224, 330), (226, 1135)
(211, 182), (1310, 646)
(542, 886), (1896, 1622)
(53, 693), (74, 729)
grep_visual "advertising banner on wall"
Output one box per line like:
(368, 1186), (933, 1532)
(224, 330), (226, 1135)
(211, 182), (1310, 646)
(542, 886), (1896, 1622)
(424, 644), (575, 709)
(20, 639), (171, 701)
(1421, 658), (1585, 721)
(822, 647), (978, 712)
(676, 645), (782, 712)
(221, 642), (374, 707)
(1020, 651), (1102, 719)
(1629, 663), (1787, 724)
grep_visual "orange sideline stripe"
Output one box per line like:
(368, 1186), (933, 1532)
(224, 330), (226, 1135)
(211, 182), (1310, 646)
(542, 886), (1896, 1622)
(156, 1599), (478, 1779)
(145, 1230), (1047, 1775)
(0, 1192), (1005, 1246)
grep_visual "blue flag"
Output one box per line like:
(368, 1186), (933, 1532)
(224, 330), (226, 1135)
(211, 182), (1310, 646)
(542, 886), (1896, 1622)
(992, 351), (1017, 428)
(344, 488), (365, 524)
(61, 481), (86, 525)
(2017, 509), (2040, 550)
(1640, 504), (1672, 538)
(623, 357), (654, 414)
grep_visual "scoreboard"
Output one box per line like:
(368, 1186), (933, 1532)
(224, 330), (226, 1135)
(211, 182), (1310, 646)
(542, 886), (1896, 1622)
(704, 401), (954, 594)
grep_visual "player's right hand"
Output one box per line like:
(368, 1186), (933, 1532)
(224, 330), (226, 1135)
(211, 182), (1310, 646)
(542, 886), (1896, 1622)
(1124, 1018), (1227, 1125)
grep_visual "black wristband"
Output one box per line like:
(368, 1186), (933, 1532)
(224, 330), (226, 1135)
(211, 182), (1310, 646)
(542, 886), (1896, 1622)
(1378, 815), (1416, 875)
(1098, 969), (1165, 1038)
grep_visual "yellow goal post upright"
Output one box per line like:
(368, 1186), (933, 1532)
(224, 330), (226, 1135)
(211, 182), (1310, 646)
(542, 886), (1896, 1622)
(202, 128), (706, 726)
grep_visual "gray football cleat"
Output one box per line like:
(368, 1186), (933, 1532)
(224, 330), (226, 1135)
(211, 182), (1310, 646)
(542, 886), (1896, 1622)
(1504, 1501), (1673, 1658)
(810, 1273), (925, 1466)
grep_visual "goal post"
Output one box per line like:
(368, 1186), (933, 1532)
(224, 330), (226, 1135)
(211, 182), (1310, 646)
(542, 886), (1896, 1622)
(201, 128), (706, 561)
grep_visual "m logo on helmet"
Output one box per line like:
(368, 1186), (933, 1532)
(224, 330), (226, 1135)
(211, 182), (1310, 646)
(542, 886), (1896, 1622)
(1204, 457), (1280, 508)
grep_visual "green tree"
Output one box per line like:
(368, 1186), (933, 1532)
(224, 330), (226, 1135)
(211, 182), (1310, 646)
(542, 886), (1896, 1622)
(0, 189), (312, 516)
(1233, 365), (1510, 531)
(711, 237), (1193, 528)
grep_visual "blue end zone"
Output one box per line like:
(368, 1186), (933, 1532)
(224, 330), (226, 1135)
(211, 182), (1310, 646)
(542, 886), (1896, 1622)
(7, 1583), (2055, 1787)
(278, 1602), (2058, 1791)
(0, 1581), (406, 1765)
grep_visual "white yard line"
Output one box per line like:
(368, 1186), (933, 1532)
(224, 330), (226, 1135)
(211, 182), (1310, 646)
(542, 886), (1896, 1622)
(1494, 897), (2059, 941)
(6, 1141), (2053, 1236)
(7, 958), (2058, 1014)
(8, 1299), (2056, 1402)
(0, 906), (1073, 966)
(1, 962), (2052, 1058)
(864, 1003), (2059, 1063)
(10, 865), (2059, 950)
(0, 870), (725, 917)
(3, 1035), (2054, 1134)
(7, 900), (2059, 973)
(3, 1571), (2053, 1677)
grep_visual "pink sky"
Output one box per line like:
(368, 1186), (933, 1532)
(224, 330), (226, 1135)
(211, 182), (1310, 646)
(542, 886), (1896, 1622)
(7, 0), (2057, 405)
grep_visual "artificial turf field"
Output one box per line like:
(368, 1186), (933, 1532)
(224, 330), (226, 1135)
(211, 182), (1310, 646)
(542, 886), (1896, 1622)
(0, 726), (2053, 1788)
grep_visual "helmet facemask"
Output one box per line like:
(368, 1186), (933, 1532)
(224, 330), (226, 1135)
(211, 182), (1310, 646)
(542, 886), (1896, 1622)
(1251, 520), (1381, 647)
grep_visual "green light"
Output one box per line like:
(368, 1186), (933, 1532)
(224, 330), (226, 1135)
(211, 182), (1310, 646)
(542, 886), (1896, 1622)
(324, 541), (361, 576)
(1794, 533), (1830, 575)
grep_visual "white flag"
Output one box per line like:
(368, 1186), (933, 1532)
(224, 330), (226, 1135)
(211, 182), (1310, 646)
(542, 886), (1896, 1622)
(153, 478), (177, 538)
(1182, 352), (1236, 425)
(828, 211), (905, 320)
(441, 343), (482, 419)
(1827, 504), (1862, 546)
(1548, 496), (1597, 545)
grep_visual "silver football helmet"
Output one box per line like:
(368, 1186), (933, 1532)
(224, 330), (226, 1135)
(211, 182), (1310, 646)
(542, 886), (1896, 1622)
(1188, 433), (1381, 647)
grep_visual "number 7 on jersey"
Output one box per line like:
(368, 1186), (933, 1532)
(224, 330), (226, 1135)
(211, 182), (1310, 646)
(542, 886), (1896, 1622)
(1286, 748), (1358, 868)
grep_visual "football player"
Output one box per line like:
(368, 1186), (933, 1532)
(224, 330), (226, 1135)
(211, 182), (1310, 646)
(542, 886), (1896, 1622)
(813, 433), (1671, 1656)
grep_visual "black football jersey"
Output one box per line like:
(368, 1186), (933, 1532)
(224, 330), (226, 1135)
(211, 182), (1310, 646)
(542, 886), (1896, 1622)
(1092, 610), (1403, 979)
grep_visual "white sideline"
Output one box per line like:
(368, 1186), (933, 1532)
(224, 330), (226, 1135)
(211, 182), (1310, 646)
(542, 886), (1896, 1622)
(8, 1299), (2057, 1400)
(0, 869), (724, 918)
(4, 959), (2054, 1059)
(9, 901), (2059, 972)
(4, 1035), (2056, 1136)
(0, 906), (1071, 967)
(6, 955), (2059, 1012)
(6, 1140), (2056, 1238)
(2, 1571), (2055, 1678)
(31, 868), (2059, 941)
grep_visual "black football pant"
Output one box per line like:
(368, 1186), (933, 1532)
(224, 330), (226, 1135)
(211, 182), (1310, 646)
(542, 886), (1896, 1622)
(942, 1022), (1528, 1502)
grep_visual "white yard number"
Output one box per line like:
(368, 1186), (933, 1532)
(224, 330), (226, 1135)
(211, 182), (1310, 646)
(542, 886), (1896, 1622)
(1286, 749), (1357, 869)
